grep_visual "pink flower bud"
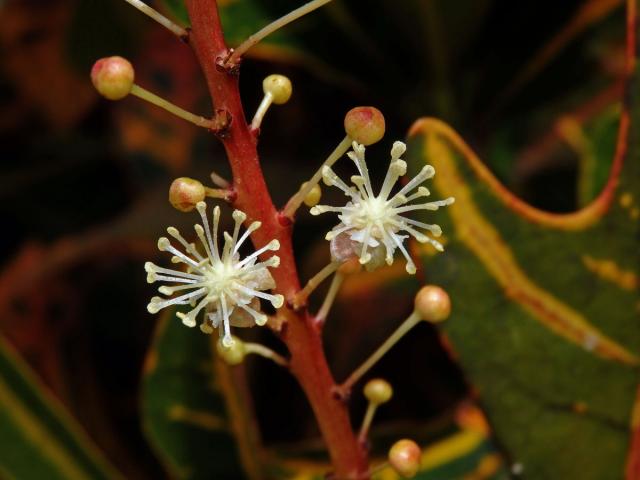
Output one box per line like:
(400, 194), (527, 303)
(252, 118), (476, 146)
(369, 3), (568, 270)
(388, 439), (421, 478)
(344, 107), (385, 145)
(414, 285), (451, 323)
(91, 56), (134, 100)
(169, 177), (206, 212)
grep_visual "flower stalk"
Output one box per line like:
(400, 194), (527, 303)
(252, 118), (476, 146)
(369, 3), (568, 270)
(292, 261), (341, 309)
(130, 84), (219, 129)
(226, 0), (335, 67)
(282, 136), (352, 218)
(123, 0), (189, 38)
(340, 311), (422, 393)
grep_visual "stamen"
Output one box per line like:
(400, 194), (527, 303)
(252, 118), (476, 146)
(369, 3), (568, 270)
(211, 206), (222, 262)
(379, 159), (407, 200)
(393, 165), (435, 199)
(389, 233), (416, 274)
(194, 224), (214, 263)
(347, 143), (374, 198)
(145, 262), (203, 281)
(234, 221), (261, 254)
(196, 202), (217, 262)
(322, 167), (358, 199)
(390, 141), (406, 160)
(167, 227), (204, 261)
(147, 287), (206, 314)
(236, 284), (284, 308)
(236, 240), (280, 268)
(359, 225), (373, 265)
(220, 294), (233, 347)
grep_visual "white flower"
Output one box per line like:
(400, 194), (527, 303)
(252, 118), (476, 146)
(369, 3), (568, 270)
(145, 202), (283, 347)
(310, 141), (454, 274)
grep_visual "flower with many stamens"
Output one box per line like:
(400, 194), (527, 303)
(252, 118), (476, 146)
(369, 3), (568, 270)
(310, 141), (454, 274)
(145, 202), (283, 347)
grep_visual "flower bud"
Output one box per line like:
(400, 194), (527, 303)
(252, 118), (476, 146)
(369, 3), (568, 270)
(344, 107), (385, 145)
(364, 378), (393, 405)
(414, 285), (451, 323)
(169, 177), (206, 212)
(388, 439), (421, 478)
(91, 56), (134, 100)
(263, 74), (292, 105)
(216, 336), (245, 365)
(302, 182), (322, 207)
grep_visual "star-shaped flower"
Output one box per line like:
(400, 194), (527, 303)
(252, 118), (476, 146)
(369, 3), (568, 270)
(145, 202), (283, 347)
(310, 141), (454, 274)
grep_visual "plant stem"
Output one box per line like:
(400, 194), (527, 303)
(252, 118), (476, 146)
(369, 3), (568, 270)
(184, 1), (368, 477)
(341, 311), (421, 392)
(227, 0), (334, 65)
(244, 342), (289, 367)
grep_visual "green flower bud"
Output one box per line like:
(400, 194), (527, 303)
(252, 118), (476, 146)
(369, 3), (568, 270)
(263, 74), (292, 105)
(302, 182), (322, 207)
(364, 378), (393, 405)
(216, 337), (246, 365)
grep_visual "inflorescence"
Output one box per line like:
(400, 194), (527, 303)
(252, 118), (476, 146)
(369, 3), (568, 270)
(311, 141), (455, 274)
(145, 202), (283, 347)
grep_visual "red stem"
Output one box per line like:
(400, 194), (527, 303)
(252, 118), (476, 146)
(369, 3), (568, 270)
(183, 1), (369, 478)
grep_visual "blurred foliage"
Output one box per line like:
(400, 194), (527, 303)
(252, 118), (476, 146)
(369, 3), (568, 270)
(0, 0), (636, 478)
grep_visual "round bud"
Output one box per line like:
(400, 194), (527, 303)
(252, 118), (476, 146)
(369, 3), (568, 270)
(364, 378), (393, 405)
(263, 74), (292, 105)
(216, 337), (245, 365)
(91, 56), (134, 100)
(414, 285), (451, 323)
(344, 106), (385, 145)
(302, 183), (322, 207)
(388, 439), (421, 478)
(169, 177), (206, 212)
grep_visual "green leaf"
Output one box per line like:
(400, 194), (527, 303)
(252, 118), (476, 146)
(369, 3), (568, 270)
(159, 0), (292, 47)
(0, 336), (122, 480)
(141, 307), (263, 480)
(405, 4), (640, 478)
(268, 417), (508, 480)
